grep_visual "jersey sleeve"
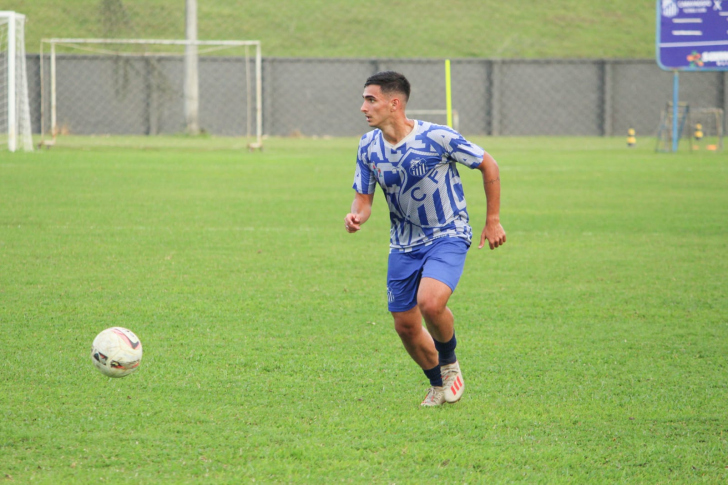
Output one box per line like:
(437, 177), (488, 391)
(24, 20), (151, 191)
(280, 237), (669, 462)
(450, 136), (485, 168)
(428, 125), (485, 169)
(352, 135), (377, 194)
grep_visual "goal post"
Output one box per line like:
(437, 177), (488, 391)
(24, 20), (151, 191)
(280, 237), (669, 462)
(0, 11), (33, 152)
(40, 38), (262, 147)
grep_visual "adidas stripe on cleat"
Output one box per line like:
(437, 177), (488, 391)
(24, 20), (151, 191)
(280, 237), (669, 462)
(442, 361), (464, 403)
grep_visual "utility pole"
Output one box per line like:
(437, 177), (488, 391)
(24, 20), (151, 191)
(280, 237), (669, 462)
(184, 0), (199, 135)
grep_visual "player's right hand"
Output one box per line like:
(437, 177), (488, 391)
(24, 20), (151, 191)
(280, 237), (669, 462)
(344, 213), (362, 233)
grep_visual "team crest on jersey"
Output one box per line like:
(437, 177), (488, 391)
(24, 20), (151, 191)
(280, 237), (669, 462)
(409, 158), (428, 177)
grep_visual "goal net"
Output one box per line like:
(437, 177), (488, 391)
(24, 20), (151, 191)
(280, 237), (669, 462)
(655, 103), (725, 152)
(689, 107), (724, 152)
(655, 102), (688, 152)
(40, 38), (262, 147)
(0, 11), (33, 152)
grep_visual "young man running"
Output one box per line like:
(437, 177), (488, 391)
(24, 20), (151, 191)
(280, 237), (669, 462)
(344, 71), (506, 406)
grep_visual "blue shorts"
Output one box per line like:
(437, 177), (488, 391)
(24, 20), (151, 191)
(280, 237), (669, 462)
(386, 237), (470, 313)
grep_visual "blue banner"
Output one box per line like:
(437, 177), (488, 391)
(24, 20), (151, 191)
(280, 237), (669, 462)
(656, 0), (728, 70)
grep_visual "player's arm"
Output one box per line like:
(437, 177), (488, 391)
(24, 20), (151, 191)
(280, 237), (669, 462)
(476, 151), (506, 249)
(345, 192), (374, 233)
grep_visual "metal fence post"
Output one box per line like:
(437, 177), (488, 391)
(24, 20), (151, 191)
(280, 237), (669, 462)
(490, 59), (501, 136)
(601, 60), (613, 137)
(262, 57), (272, 136)
(144, 58), (158, 135)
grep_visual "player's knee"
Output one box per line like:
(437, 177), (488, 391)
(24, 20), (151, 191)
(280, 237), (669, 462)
(393, 317), (420, 342)
(418, 297), (445, 321)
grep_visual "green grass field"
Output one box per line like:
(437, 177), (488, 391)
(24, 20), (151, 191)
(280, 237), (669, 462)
(1, 136), (727, 483)
(10, 0), (657, 58)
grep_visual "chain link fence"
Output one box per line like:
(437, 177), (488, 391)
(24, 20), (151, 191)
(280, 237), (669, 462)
(23, 54), (728, 140)
(9, 1), (726, 141)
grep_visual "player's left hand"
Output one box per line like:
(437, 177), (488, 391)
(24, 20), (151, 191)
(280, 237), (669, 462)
(479, 221), (506, 250)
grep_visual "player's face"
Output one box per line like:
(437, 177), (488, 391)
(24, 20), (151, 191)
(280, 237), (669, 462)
(361, 85), (392, 129)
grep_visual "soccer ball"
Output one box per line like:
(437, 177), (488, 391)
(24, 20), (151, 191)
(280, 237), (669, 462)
(90, 327), (143, 378)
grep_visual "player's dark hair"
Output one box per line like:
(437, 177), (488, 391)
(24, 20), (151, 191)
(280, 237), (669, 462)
(364, 71), (410, 102)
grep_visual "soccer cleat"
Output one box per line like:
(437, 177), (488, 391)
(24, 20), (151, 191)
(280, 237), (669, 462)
(420, 386), (446, 407)
(442, 361), (464, 403)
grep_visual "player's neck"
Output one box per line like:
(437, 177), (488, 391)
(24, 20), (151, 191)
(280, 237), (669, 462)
(380, 117), (415, 146)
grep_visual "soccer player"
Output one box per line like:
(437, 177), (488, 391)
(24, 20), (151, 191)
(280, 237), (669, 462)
(344, 71), (506, 406)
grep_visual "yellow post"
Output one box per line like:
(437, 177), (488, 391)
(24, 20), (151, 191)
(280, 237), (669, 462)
(445, 59), (453, 128)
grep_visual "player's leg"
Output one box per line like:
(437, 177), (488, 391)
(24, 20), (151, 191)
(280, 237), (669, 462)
(417, 277), (455, 343)
(418, 238), (469, 403)
(387, 249), (444, 406)
(391, 306), (438, 370)
(391, 308), (444, 406)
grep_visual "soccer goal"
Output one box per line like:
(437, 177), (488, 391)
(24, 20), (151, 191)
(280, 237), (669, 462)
(689, 107), (724, 152)
(0, 11), (33, 152)
(39, 38), (262, 148)
(656, 103), (725, 152)
(655, 102), (690, 152)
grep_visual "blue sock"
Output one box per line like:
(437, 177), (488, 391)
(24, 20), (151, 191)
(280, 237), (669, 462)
(423, 365), (443, 387)
(434, 333), (457, 365)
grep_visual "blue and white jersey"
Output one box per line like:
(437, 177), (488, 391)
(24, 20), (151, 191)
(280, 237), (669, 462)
(353, 120), (485, 251)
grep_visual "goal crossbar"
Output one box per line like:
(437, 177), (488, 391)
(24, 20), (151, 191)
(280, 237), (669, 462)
(42, 38), (261, 47)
